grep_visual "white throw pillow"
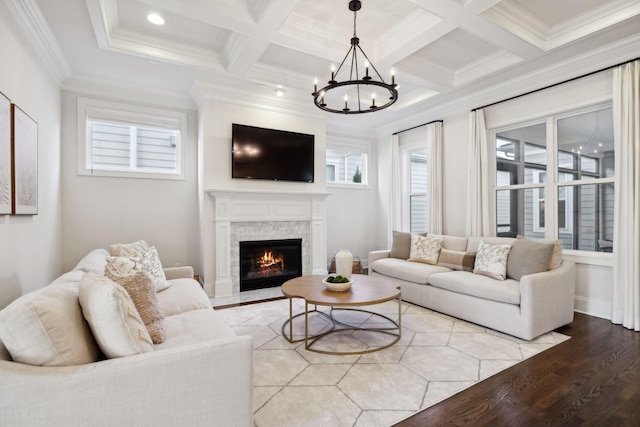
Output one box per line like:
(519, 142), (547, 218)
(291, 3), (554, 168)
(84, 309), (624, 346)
(409, 234), (444, 265)
(473, 241), (512, 280)
(0, 279), (99, 366)
(79, 272), (154, 358)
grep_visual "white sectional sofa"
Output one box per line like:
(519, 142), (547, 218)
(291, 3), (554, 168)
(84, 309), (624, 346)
(0, 246), (253, 427)
(369, 233), (576, 340)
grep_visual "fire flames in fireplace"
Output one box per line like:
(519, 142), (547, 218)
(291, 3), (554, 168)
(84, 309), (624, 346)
(239, 238), (302, 291)
(257, 251), (285, 274)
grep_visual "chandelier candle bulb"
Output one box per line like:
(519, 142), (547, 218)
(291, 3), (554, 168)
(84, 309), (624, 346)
(314, 78), (318, 94)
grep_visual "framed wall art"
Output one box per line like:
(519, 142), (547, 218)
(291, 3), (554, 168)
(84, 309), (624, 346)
(0, 92), (11, 214)
(11, 104), (38, 215)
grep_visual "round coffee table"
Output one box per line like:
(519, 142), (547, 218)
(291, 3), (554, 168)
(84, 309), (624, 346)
(281, 274), (402, 355)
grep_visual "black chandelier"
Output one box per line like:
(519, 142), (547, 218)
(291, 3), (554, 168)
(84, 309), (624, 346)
(312, 0), (398, 114)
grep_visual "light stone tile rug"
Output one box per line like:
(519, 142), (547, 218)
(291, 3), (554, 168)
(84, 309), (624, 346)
(217, 298), (570, 427)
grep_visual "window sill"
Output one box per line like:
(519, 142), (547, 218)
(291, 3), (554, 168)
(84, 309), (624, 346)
(78, 168), (186, 181)
(562, 249), (613, 267)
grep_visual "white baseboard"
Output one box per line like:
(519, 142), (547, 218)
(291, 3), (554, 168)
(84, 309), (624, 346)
(574, 296), (611, 320)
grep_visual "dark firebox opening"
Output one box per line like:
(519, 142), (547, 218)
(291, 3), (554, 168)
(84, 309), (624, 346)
(239, 238), (302, 291)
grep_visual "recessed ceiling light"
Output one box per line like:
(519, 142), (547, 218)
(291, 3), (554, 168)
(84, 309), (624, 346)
(147, 13), (165, 25)
(274, 88), (285, 97)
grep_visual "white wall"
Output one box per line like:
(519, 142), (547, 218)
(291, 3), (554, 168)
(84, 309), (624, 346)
(0, 3), (62, 308)
(60, 91), (200, 275)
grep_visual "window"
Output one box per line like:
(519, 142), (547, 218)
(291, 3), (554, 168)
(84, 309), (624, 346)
(325, 145), (368, 186)
(409, 150), (428, 233)
(77, 97), (187, 180)
(494, 106), (614, 252)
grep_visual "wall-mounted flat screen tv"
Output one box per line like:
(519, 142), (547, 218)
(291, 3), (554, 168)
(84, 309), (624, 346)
(232, 124), (314, 183)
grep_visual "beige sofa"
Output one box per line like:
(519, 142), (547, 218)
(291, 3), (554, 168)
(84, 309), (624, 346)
(369, 234), (575, 340)
(0, 248), (253, 427)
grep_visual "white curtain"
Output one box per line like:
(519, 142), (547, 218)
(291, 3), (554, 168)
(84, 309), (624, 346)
(467, 109), (492, 236)
(427, 121), (443, 234)
(612, 59), (640, 330)
(388, 133), (402, 247)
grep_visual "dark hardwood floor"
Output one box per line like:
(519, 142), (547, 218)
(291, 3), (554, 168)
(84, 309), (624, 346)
(394, 313), (640, 426)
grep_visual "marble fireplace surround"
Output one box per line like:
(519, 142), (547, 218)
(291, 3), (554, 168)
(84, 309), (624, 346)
(206, 189), (330, 298)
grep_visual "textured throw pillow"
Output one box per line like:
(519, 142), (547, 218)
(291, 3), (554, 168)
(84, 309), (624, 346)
(109, 240), (151, 257)
(507, 238), (555, 281)
(79, 272), (154, 358)
(409, 234), (444, 265)
(105, 258), (165, 344)
(473, 241), (511, 280)
(390, 230), (412, 259)
(0, 281), (99, 366)
(108, 247), (171, 293)
(138, 246), (171, 292)
(437, 248), (476, 272)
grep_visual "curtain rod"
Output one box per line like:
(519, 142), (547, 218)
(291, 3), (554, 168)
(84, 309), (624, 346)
(471, 56), (640, 112)
(393, 119), (443, 136)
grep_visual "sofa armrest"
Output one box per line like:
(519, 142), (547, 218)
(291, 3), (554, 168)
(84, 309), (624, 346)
(164, 265), (194, 280)
(368, 250), (391, 275)
(519, 260), (576, 339)
(0, 335), (253, 427)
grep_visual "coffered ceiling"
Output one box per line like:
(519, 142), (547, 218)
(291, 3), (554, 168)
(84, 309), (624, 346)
(9, 0), (640, 131)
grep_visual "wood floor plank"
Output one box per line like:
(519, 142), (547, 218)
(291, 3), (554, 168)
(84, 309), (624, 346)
(393, 313), (640, 426)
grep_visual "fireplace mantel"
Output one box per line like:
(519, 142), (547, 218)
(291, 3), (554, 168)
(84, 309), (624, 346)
(205, 189), (330, 297)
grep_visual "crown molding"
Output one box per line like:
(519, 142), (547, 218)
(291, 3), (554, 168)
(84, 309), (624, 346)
(547, 0), (640, 50)
(190, 81), (325, 122)
(481, 1), (548, 51)
(454, 49), (523, 86)
(63, 75), (196, 110)
(4, 0), (72, 84)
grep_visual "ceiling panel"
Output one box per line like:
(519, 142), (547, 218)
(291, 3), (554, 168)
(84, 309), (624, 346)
(117, 0), (232, 53)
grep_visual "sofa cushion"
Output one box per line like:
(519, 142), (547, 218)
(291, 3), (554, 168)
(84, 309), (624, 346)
(437, 249), (476, 272)
(156, 278), (212, 317)
(409, 234), (444, 265)
(105, 257), (165, 344)
(390, 230), (412, 259)
(473, 242), (511, 280)
(433, 235), (468, 252)
(109, 239), (151, 257)
(0, 275), (100, 366)
(371, 258), (451, 285)
(517, 235), (563, 270)
(428, 271), (521, 305)
(73, 248), (109, 275)
(79, 272), (154, 358)
(154, 308), (236, 350)
(507, 238), (555, 281)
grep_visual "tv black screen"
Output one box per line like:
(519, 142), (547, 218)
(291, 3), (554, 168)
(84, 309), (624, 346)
(232, 124), (314, 183)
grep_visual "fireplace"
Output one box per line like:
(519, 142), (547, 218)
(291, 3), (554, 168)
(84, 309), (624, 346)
(239, 238), (303, 291)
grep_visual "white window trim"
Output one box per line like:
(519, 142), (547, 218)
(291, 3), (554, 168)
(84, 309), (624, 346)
(77, 97), (187, 180)
(490, 102), (614, 261)
(326, 138), (370, 189)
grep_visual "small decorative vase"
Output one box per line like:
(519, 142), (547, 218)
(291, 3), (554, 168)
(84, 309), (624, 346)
(335, 249), (353, 279)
